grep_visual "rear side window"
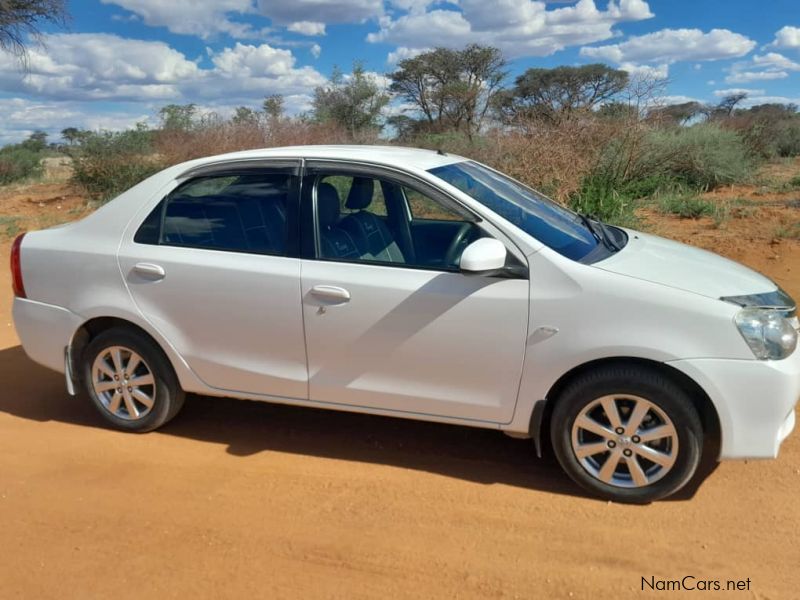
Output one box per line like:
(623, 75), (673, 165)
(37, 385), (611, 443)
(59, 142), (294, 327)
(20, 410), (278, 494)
(135, 173), (292, 255)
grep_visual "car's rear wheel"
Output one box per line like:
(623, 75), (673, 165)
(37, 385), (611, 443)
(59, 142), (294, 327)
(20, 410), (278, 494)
(550, 364), (703, 503)
(82, 328), (185, 432)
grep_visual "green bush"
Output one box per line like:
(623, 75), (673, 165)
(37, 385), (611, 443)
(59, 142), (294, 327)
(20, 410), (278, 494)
(789, 174), (800, 188)
(70, 125), (164, 203)
(647, 125), (754, 189)
(656, 191), (716, 219)
(568, 175), (637, 226)
(774, 222), (800, 240)
(774, 122), (800, 157)
(595, 123), (755, 194)
(0, 146), (43, 184)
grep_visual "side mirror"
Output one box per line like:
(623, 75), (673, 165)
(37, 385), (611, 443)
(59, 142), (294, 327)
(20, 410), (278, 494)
(460, 238), (507, 274)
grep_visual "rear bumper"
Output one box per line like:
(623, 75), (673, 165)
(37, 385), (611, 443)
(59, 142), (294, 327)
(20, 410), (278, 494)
(12, 297), (83, 374)
(668, 353), (800, 459)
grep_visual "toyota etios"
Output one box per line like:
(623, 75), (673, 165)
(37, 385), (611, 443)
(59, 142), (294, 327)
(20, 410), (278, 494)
(11, 146), (800, 502)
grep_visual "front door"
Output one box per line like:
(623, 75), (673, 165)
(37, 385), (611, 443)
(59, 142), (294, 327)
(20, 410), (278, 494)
(300, 168), (529, 423)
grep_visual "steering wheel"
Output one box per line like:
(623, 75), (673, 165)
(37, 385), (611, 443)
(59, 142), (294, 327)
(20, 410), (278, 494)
(444, 222), (474, 267)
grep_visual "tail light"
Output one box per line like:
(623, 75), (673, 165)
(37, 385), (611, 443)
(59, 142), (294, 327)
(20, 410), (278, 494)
(10, 233), (26, 298)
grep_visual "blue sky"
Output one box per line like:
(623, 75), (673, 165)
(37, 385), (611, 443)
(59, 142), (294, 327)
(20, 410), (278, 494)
(1, 0), (798, 144)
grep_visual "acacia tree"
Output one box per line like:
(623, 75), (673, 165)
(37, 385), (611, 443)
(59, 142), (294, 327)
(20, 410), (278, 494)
(232, 106), (259, 125)
(312, 62), (390, 137)
(60, 126), (88, 145)
(648, 101), (706, 126)
(158, 103), (197, 131)
(389, 44), (507, 139)
(262, 94), (285, 121)
(496, 64), (629, 124)
(713, 92), (748, 119)
(0, 0), (68, 59)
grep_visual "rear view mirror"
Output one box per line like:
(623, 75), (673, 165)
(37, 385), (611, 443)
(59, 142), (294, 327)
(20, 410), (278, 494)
(460, 238), (507, 274)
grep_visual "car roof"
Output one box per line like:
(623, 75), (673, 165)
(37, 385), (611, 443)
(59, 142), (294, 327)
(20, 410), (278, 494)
(186, 145), (467, 173)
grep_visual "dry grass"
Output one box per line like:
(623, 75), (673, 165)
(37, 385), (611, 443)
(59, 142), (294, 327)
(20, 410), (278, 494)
(154, 119), (356, 165)
(413, 117), (615, 202)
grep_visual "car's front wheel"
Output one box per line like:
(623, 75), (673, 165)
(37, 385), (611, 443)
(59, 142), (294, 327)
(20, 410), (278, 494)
(82, 327), (185, 432)
(550, 364), (703, 503)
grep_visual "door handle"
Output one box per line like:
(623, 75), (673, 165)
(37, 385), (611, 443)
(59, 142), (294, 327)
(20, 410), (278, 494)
(310, 285), (351, 303)
(133, 262), (166, 280)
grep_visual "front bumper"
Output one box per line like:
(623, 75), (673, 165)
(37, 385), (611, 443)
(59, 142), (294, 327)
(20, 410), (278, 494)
(668, 352), (800, 459)
(12, 297), (83, 374)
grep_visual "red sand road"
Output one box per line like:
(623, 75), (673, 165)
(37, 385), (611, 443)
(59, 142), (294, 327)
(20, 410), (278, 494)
(0, 240), (799, 599)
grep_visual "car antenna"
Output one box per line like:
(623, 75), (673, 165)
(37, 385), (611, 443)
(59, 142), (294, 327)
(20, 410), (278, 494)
(436, 148), (447, 156)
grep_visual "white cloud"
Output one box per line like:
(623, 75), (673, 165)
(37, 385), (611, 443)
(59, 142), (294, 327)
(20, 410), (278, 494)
(0, 97), (152, 146)
(210, 42), (296, 76)
(287, 21), (326, 36)
(387, 46), (430, 64)
(0, 33), (199, 101)
(725, 52), (800, 83)
(257, 0), (383, 24)
(740, 95), (800, 108)
(388, 0), (442, 14)
(101, 0), (258, 39)
(660, 95), (702, 106)
(726, 70), (788, 83)
(310, 43), (322, 59)
(771, 25), (800, 49)
(368, 0), (655, 58)
(713, 88), (765, 97)
(0, 33), (326, 105)
(581, 28), (756, 64)
(619, 62), (669, 80)
(752, 52), (800, 70)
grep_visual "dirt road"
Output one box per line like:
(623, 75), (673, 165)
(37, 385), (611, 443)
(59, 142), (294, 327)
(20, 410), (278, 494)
(1, 236), (799, 598)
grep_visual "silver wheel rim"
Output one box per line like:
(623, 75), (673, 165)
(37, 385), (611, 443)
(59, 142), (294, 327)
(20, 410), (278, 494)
(571, 394), (679, 489)
(92, 346), (156, 421)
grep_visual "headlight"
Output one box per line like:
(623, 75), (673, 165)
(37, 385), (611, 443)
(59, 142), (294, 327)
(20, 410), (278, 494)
(734, 308), (798, 360)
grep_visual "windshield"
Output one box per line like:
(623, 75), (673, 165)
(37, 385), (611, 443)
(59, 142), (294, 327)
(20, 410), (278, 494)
(428, 161), (599, 261)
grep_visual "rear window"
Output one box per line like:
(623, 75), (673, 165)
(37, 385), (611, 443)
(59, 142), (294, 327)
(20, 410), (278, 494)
(134, 173), (292, 255)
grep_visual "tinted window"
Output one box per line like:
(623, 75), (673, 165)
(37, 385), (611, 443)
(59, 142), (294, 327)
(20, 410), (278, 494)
(314, 173), (483, 270)
(429, 161), (599, 261)
(134, 200), (163, 244)
(319, 174), (388, 216)
(154, 173), (291, 254)
(404, 186), (463, 221)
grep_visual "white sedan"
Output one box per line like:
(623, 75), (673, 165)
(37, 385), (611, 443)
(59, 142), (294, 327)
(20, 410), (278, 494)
(11, 145), (800, 502)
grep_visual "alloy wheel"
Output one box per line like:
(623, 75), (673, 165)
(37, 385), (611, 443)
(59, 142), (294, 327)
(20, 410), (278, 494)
(571, 394), (679, 488)
(91, 346), (156, 420)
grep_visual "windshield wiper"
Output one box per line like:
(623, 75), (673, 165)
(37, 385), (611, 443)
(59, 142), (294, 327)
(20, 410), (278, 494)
(577, 213), (620, 252)
(577, 213), (600, 241)
(596, 220), (622, 252)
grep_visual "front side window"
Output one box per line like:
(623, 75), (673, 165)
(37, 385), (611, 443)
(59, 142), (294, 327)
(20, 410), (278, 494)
(313, 172), (483, 270)
(136, 172), (292, 255)
(428, 161), (600, 262)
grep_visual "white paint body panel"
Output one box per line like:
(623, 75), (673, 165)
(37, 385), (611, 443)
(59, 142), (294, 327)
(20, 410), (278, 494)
(10, 145), (800, 462)
(117, 244), (308, 399)
(597, 230), (775, 298)
(301, 260), (528, 423)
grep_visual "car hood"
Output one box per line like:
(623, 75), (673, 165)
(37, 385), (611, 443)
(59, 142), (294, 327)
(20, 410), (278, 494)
(593, 230), (776, 299)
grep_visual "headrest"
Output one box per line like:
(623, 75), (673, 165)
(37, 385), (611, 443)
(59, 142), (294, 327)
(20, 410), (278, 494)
(317, 183), (341, 229)
(345, 177), (374, 210)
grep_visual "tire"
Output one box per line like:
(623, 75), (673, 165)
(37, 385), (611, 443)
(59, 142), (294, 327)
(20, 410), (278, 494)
(550, 364), (703, 503)
(81, 327), (185, 432)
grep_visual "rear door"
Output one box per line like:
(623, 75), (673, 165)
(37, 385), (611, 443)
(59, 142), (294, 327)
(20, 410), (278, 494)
(118, 164), (308, 399)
